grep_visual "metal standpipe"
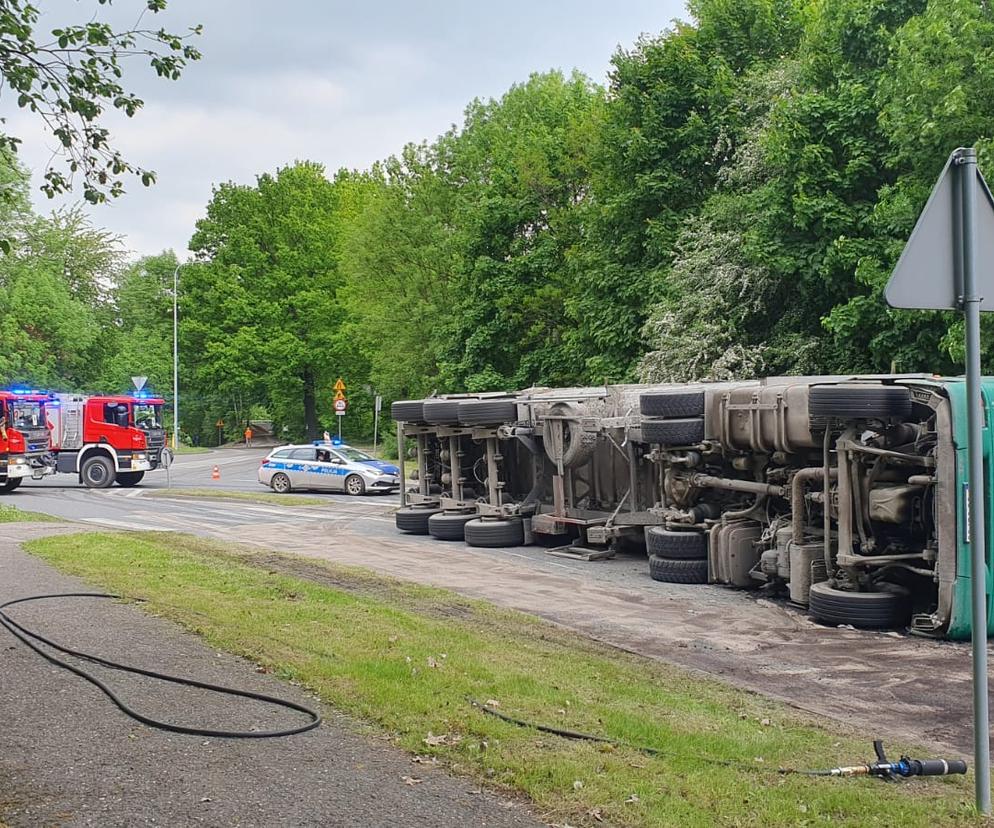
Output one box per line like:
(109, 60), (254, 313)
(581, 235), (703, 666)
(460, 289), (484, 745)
(397, 423), (406, 508)
(958, 147), (992, 815)
(449, 435), (463, 502)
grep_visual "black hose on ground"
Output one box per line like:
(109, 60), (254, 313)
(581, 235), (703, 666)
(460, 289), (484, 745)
(466, 699), (967, 781)
(0, 592), (321, 738)
(467, 697), (752, 770)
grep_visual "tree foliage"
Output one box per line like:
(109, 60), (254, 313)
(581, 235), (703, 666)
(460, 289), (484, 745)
(0, 0), (201, 208)
(7, 0), (994, 444)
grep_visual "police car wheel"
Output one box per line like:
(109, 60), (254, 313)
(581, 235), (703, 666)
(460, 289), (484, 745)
(0, 477), (22, 493)
(345, 474), (366, 496)
(271, 473), (291, 494)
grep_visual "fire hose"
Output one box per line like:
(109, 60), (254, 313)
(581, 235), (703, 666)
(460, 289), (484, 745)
(468, 699), (967, 782)
(0, 593), (321, 738)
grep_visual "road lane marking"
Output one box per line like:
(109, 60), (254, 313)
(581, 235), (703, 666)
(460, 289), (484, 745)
(81, 518), (171, 532)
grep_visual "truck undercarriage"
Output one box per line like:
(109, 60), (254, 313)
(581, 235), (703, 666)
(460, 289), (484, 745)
(392, 376), (971, 638)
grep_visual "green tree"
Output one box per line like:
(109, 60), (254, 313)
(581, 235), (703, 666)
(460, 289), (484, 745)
(441, 70), (602, 390)
(186, 162), (350, 440)
(578, 0), (804, 381)
(97, 251), (176, 396)
(0, 0), (201, 208)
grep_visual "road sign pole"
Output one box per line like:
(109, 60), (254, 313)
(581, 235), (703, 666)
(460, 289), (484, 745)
(373, 395), (382, 457)
(958, 147), (992, 815)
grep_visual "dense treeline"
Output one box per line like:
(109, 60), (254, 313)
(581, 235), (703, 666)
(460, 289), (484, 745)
(4, 0), (994, 443)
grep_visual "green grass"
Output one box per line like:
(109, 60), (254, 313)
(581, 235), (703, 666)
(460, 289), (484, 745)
(146, 488), (327, 507)
(0, 502), (62, 522)
(25, 531), (984, 828)
(175, 445), (212, 455)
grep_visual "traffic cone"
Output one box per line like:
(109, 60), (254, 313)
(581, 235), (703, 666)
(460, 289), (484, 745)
(211, 465), (220, 481)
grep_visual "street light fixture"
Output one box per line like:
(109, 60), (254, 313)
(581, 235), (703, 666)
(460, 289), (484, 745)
(172, 260), (187, 451)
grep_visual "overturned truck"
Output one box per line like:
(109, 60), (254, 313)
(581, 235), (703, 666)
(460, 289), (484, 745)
(392, 376), (990, 640)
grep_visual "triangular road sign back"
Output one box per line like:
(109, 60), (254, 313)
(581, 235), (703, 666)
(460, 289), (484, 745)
(886, 150), (994, 312)
(132, 375), (148, 391)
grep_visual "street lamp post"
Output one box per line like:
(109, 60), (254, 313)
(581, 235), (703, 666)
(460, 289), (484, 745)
(172, 261), (186, 451)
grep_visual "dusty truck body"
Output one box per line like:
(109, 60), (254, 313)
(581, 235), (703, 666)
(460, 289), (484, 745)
(0, 389), (56, 492)
(392, 394), (535, 544)
(393, 375), (994, 640)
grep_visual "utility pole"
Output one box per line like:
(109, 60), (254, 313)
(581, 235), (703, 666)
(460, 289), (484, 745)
(172, 261), (186, 451)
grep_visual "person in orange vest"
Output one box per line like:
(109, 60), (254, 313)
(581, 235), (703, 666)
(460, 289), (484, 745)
(244, 425), (253, 448)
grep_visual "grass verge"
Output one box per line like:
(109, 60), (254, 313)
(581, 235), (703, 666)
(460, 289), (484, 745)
(175, 445), (212, 455)
(0, 502), (62, 522)
(145, 488), (327, 507)
(25, 531), (981, 828)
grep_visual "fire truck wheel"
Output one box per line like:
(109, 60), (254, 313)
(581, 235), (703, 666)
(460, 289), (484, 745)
(344, 474), (366, 496)
(270, 473), (292, 494)
(81, 455), (115, 489)
(0, 477), (22, 493)
(115, 471), (145, 487)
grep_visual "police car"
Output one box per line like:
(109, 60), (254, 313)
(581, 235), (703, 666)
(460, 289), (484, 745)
(258, 441), (400, 495)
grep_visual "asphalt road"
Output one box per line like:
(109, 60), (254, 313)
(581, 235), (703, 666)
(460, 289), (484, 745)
(22, 446), (353, 495)
(0, 527), (539, 828)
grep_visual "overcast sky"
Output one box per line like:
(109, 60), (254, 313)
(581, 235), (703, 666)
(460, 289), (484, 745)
(10, 1), (687, 258)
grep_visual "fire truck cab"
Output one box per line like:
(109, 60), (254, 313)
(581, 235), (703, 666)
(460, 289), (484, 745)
(47, 393), (167, 488)
(0, 389), (55, 492)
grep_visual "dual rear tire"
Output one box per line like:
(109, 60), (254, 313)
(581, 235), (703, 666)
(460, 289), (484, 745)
(646, 526), (708, 584)
(639, 390), (706, 446)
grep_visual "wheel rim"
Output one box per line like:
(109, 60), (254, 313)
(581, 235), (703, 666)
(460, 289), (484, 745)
(88, 464), (107, 484)
(346, 476), (363, 495)
(273, 474), (289, 493)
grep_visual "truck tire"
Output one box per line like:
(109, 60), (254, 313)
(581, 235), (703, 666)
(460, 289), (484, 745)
(422, 399), (463, 425)
(81, 455), (115, 489)
(0, 477), (22, 493)
(639, 390), (705, 418)
(457, 399), (518, 426)
(808, 385), (912, 420)
(640, 417), (705, 445)
(649, 555), (708, 584)
(391, 400), (427, 424)
(115, 471), (145, 487)
(808, 581), (911, 629)
(645, 527), (706, 560)
(427, 511), (477, 541)
(395, 506), (441, 534)
(464, 517), (525, 548)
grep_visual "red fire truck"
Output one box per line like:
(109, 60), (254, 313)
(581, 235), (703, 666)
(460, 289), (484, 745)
(0, 389), (56, 492)
(46, 392), (169, 488)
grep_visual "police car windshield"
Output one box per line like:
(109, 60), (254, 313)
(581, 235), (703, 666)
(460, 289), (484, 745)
(336, 446), (373, 462)
(7, 400), (42, 430)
